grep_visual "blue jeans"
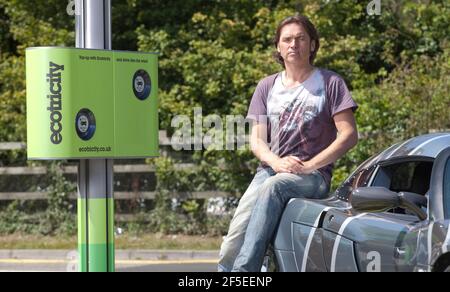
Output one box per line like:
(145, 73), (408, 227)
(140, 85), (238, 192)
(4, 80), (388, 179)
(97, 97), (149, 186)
(218, 168), (329, 272)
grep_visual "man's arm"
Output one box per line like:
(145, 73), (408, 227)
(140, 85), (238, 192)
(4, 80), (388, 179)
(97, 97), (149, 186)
(298, 108), (358, 174)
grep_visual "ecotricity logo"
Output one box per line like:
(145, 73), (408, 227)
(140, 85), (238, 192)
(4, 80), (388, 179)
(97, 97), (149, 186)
(47, 62), (65, 145)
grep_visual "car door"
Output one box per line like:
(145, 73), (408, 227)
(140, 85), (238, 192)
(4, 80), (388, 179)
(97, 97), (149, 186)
(340, 158), (433, 272)
(420, 147), (450, 271)
(429, 147), (450, 221)
(320, 208), (420, 272)
(352, 212), (423, 272)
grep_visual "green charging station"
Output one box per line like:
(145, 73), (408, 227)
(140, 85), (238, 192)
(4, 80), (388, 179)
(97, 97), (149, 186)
(26, 45), (159, 272)
(26, 47), (159, 159)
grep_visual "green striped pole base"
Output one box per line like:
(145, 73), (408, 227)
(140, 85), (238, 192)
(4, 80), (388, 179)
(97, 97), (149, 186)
(77, 159), (114, 272)
(78, 198), (114, 272)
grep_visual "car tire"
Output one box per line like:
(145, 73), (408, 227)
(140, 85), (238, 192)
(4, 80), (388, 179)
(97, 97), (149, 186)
(444, 266), (450, 272)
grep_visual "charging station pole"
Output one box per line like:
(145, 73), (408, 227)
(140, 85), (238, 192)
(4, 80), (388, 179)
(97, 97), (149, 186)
(75, 0), (114, 272)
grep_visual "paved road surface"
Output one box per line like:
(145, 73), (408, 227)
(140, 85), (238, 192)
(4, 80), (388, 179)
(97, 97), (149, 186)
(0, 259), (218, 272)
(0, 250), (219, 272)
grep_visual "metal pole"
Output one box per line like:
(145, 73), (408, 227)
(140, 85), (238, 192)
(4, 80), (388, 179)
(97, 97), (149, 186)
(75, 0), (114, 272)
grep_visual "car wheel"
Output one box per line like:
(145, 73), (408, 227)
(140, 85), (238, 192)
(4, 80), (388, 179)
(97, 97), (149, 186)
(261, 246), (279, 272)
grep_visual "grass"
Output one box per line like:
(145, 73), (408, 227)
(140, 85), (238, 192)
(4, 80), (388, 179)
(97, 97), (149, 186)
(116, 234), (222, 250)
(0, 234), (76, 250)
(0, 233), (223, 250)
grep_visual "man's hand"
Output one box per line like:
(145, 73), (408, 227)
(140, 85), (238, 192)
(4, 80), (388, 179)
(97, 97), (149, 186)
(295, 160), (316, 175)
(268, 156), (311, 174)
(269, 156), (317, 174)
(268, 156), (299, 173)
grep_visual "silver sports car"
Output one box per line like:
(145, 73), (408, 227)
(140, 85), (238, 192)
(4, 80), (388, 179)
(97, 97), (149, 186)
(267, 132), (450, 272)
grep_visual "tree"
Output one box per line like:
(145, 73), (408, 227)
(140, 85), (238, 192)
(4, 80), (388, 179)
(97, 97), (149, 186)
(0, 0), (448, 216)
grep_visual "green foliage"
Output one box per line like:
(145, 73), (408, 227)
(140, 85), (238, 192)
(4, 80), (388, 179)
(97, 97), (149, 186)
(0, 161), (76, 236)
(117, 157), (236, 236)
(135, 0), (449, 196)
(0, 55), (26, 146)
(0, 0), (73, 166)
(0, 0), (449, 235)
(40, 162), (76, 235)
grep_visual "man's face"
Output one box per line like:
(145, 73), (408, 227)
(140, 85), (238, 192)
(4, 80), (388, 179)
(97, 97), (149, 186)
(277, 23), (314, 66)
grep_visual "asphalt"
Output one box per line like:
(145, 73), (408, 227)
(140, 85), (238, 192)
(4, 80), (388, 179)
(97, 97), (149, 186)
(0, 250), (220, 272)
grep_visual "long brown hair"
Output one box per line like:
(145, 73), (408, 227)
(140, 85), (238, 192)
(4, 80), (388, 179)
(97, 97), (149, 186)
(273, 15), (320, 67)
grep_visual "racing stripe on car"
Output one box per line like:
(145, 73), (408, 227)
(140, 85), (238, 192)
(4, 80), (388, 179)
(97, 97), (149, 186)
(443, 223), (450, 254)
(385, 138), (412, 159)
(330, 213), (367, 272)
(428, 222), (434, 271)
(410, 134), (450, 155)
(292, 222), (300, 272)
(301, 207), (331, 272)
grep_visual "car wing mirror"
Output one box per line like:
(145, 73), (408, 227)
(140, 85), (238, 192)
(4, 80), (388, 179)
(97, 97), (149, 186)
(351, 187), (427, 221)
(398, 192), (427, 221)
(351, 187), (400, 213)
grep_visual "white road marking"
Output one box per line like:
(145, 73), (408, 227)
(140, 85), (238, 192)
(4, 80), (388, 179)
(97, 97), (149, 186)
(0, 259), (219, 265)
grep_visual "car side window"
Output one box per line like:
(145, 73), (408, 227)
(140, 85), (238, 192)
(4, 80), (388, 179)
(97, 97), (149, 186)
(444, 158), (450, 219)
(371, 160), (433, 216)
(372, 161), (433, 196)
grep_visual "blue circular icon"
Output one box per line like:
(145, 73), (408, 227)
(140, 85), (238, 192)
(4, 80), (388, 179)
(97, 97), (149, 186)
(76, 109), (96, 141)
(133, 69), (151, 100)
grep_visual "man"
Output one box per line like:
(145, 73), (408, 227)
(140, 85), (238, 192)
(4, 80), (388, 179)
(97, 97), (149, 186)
(218, 15), (359, 272)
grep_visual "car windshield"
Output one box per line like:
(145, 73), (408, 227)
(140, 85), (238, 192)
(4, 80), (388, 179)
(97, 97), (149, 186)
(334, 161), (377, 201)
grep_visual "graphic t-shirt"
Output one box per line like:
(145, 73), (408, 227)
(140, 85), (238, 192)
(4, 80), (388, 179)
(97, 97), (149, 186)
(246, 68), (358, 186)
